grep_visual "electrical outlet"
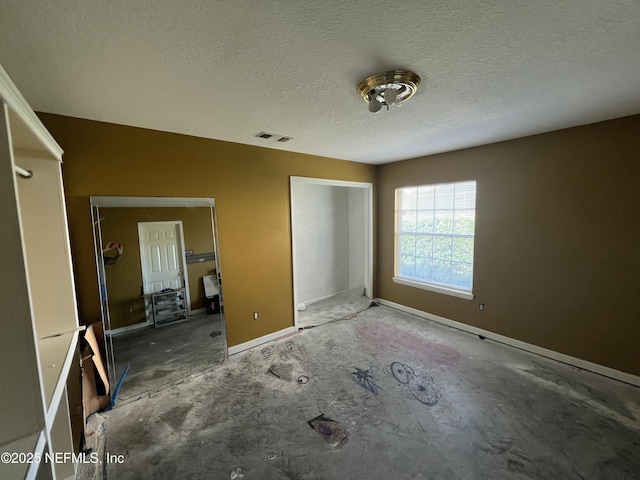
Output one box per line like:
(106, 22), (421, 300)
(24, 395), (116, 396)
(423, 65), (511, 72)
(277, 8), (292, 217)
(479, 303), (485, 311)
(253, 311), (259, 320)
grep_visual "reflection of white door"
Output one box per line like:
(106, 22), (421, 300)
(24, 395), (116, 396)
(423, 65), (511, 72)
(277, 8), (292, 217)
(138, 222), (190, 318)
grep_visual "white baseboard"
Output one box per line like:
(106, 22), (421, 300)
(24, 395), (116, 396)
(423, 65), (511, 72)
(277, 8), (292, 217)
(300, 287), (367, 310)
(375, 298), (640, 388)
(301, 290), (345, 307)
(228, 326), (298, 356)
(106, 321), (152, 337)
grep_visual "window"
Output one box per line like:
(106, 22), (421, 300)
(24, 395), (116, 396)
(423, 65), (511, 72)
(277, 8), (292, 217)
(394, 180), (476, 299)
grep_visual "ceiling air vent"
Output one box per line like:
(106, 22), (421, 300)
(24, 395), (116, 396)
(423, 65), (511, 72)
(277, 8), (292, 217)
(255, 132), (293, 143)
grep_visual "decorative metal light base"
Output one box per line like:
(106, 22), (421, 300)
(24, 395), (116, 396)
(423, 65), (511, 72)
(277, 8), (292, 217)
(357, 70), (421, 112)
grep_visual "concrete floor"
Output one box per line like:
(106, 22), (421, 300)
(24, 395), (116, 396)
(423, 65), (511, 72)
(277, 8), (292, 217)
(297, 288), (372, 329)
(96, 305), (639, 479)
(110, 312), (227, 403)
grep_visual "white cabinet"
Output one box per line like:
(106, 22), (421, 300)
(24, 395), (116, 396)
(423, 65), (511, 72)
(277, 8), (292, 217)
(0, 64), (80, 479)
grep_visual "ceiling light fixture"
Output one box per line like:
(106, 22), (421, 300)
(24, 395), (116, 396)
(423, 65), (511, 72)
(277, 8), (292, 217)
(357, 70), (421, 113)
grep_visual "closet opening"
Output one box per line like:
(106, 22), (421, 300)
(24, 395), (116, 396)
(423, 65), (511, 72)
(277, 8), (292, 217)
(290, 177), (373, 329)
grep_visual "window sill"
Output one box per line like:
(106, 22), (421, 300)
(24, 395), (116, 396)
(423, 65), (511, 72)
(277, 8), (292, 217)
(392, 276), (474, 300)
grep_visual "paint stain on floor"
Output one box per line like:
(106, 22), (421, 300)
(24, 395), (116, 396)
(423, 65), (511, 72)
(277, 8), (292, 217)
(355, 321), (461, 365)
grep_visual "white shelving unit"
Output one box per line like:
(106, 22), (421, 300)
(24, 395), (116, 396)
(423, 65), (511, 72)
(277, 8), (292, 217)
(152, 288), (188, 327)
(0, 64), (80, 479)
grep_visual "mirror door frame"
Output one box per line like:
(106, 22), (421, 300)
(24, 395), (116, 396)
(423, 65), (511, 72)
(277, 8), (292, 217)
(90, 196), (223, 390)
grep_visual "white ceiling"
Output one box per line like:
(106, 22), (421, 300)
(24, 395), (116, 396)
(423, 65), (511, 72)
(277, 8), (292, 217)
(1, 1), (639, 165)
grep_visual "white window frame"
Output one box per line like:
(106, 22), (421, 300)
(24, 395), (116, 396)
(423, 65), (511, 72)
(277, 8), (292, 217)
(393, 180), (477, 300)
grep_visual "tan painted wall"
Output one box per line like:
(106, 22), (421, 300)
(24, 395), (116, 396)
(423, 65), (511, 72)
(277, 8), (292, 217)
(99, 206), (215, 329)
(39, 113), (376, 347)
(376, 114), (640, 376)
(40, 112), (639, 375)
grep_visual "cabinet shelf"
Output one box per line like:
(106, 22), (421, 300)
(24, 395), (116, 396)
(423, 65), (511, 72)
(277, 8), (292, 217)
(38, 330), (82, 420)
(0, 431), (41, 480)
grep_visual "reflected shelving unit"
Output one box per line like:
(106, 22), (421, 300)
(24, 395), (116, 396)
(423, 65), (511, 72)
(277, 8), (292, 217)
(152, 288), (188, 327)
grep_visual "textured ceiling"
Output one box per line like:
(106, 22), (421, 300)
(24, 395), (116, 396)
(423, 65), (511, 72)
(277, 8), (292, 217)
(1, 0), (639, 164)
